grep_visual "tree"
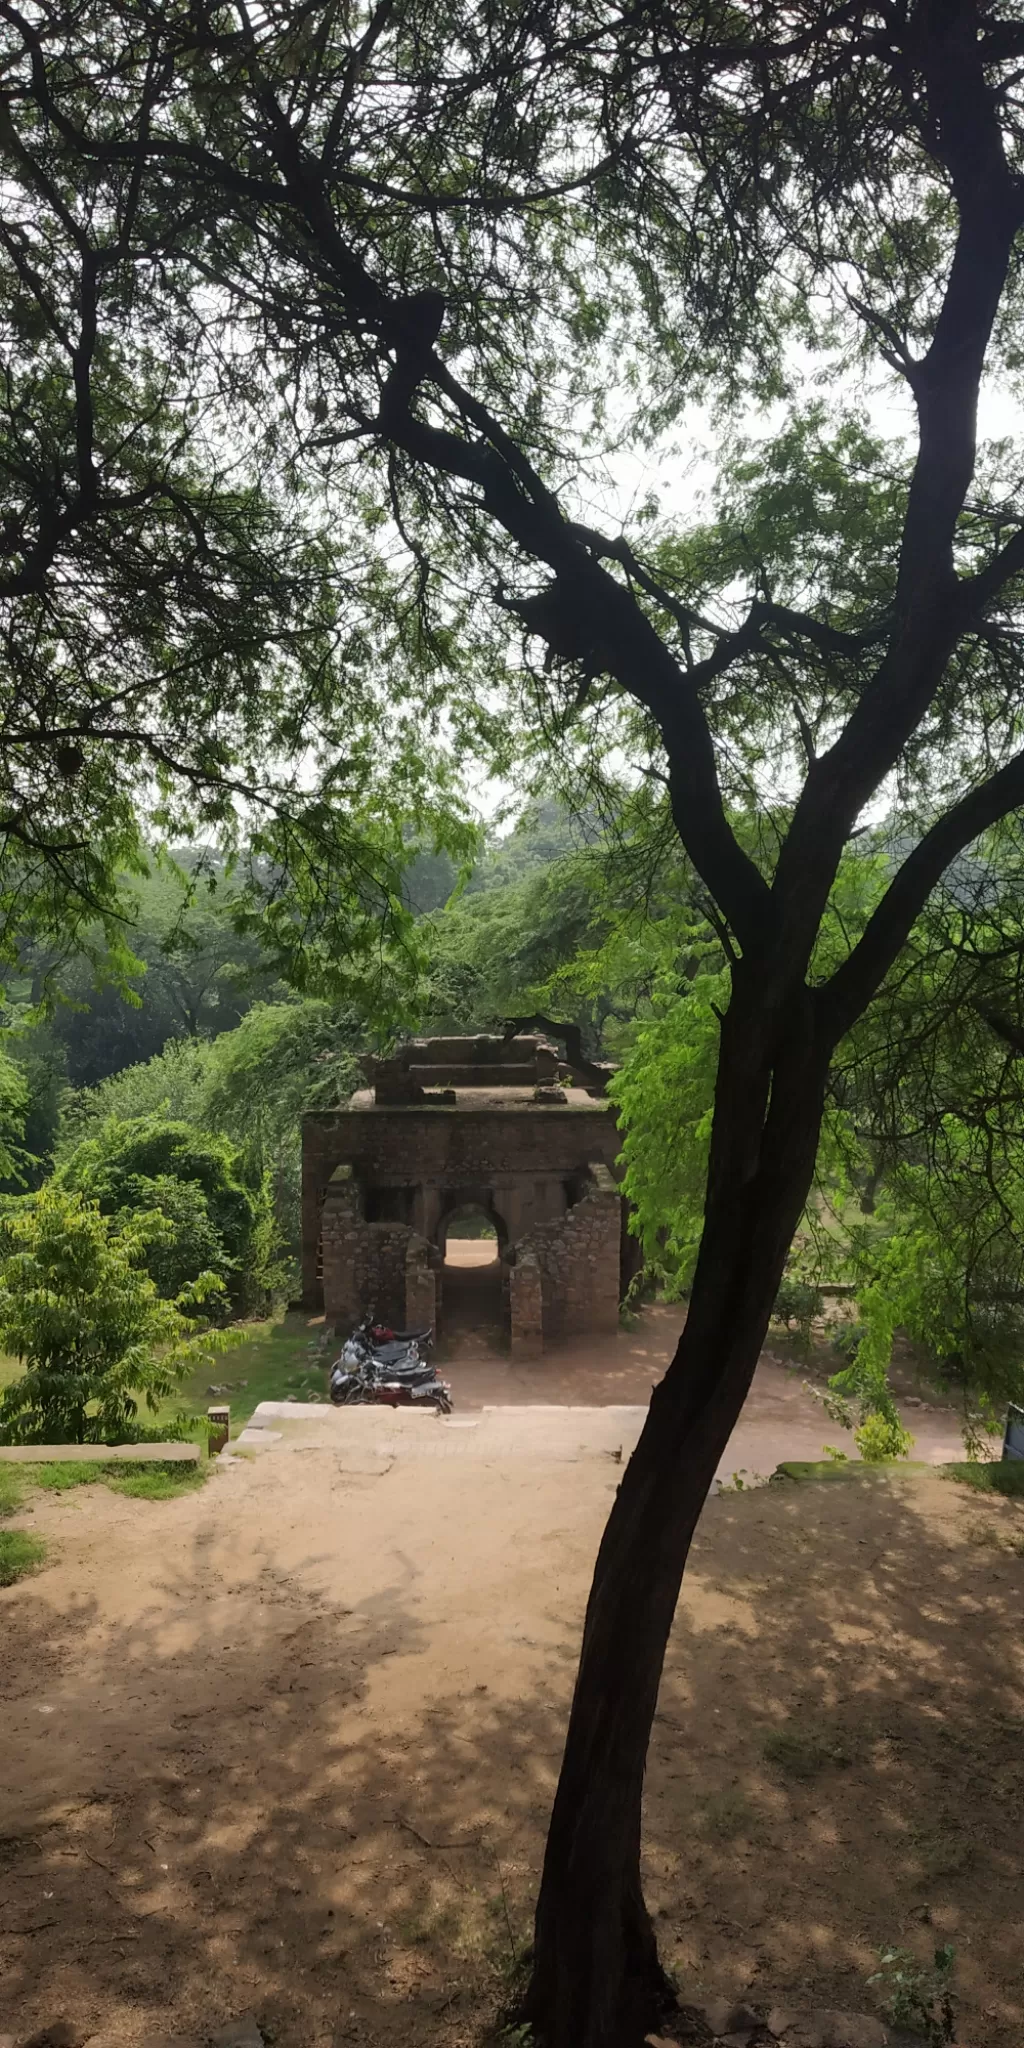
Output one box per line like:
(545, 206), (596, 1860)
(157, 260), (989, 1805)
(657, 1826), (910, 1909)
(419, 847), (610, 1035)
(25, 859), (285, 1087)
(57, 1037), (213, 1152)
(0, 18), (474, 992)
(200, 999), (361, 1249)
(55, 1116), (260, 1307)
(831, 834), (1024, 1445)
(0, 1184), (231, 1444)
(56, 998), (362, 1259)
(7, 5), (1024, 2040)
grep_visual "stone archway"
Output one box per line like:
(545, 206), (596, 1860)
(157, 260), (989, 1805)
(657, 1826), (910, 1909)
(435, 1193), (509, 1349)
(303, 1036), (628, 1350)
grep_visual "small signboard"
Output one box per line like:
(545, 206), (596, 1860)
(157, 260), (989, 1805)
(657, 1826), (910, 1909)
(207, 1404), (230, 1456)
(1002, 1403), (1024, 1461)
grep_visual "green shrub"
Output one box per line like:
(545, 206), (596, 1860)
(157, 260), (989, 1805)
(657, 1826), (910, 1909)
(868, 1943), (955, 2045)
(830, 1320), (866, 1363)
(772, 1278), (824, 1356)
(0, 1185), (238, 1444)
(855, 1409), (914, 1463)
(0, 1529), (47, 1584)
(943, 1459), (1024, 1498)
(56, 1117), (257, 1307)
(116, 1173), (229, 1301)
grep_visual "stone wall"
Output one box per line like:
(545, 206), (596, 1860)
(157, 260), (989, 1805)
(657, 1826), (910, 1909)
(302, 1104), (622, 1308)
(509, 1253), (543, 1359)
(513, 1164), (622, 1343)
(404, 1236), (438, 1333)
(319, 1165), (438, 1331)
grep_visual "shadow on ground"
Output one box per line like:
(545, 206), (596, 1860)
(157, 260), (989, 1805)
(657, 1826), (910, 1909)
(1, 1462), (1022, 2046)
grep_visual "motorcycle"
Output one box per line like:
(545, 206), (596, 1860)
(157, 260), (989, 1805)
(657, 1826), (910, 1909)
(340, 1315), (433, 1372)
(329, 1366), (453, 1415)
(329, 1314), (452, 1415)
(369, 1318), (433, 1349)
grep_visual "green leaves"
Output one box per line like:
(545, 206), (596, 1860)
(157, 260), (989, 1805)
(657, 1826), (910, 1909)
(0, 1185), (237, 1445)
(54, 1116), (258, 1310)
(609, 969), (726, 1292)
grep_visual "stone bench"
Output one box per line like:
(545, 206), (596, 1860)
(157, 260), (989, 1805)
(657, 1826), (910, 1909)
(0, 1441), (201, 1464)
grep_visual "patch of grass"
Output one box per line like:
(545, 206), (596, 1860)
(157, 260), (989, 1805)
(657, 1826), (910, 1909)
(962, 1516), (1003, 1548)
(164, 1309), (329, 1429)
(0, 1464), (23, 1516)
(0, 1529), (47, 1585)
(772, 1459), (863, 1483)
(698, 1789), (761, 1840)
(943, 1459), (1024, 1498)
(7, 1458), (207, 1502)
(773, 1458), (933, 1484)
(22, 1460), (104, 1492)
(101, 1461), (207, 1500)
(762, 1723), (853, 1779)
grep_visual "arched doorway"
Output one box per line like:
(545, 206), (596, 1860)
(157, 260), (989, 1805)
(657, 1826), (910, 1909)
(438, 1200), (507, 1350)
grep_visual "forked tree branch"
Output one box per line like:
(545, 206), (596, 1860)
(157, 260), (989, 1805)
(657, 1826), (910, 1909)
(821, 748), (1024, 1041)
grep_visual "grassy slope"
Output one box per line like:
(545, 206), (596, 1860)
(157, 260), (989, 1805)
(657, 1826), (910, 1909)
(774, 1456), (1024, 1497)
(0, 1309), (332, 1442)
(167, 1309), (331, 1429)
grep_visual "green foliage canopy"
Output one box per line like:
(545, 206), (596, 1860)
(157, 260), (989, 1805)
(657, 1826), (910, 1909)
(0, 1185), (233, 1444)
(55, 1117), (258, 1307)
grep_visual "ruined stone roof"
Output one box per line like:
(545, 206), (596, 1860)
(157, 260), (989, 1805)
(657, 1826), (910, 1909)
(343, 1082), (610, 1112)
(355, 1032), (616, 1108)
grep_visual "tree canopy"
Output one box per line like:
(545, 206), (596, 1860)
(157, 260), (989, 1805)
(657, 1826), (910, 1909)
(0, 1183), (234, 1443)
(8, 2), (1024, 2041)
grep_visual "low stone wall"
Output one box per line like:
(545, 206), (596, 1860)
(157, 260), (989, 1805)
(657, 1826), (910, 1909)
(0, 1442), (201, 1464)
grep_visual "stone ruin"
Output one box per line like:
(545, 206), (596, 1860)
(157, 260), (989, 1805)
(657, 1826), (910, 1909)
(301, 1033), (634, 1356)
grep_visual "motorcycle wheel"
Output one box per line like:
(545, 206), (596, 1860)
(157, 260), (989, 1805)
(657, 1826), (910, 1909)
(434, 1389), (453, 1414)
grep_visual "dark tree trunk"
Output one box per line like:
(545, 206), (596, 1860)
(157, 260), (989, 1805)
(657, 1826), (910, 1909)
(521, 972), (833, 2048)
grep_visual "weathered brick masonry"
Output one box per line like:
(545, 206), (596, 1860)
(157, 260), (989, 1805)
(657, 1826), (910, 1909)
(302, 1035), (634, 1354)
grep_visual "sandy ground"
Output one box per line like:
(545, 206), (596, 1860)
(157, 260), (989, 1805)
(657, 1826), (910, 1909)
(436, 1245), (967, 1475)
(2, 1388), (1023, 2048)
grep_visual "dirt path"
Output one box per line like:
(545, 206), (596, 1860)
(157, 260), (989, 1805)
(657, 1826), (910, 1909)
(2, 1409), (1022, 2048)
(436, 1251), (968, 1472)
